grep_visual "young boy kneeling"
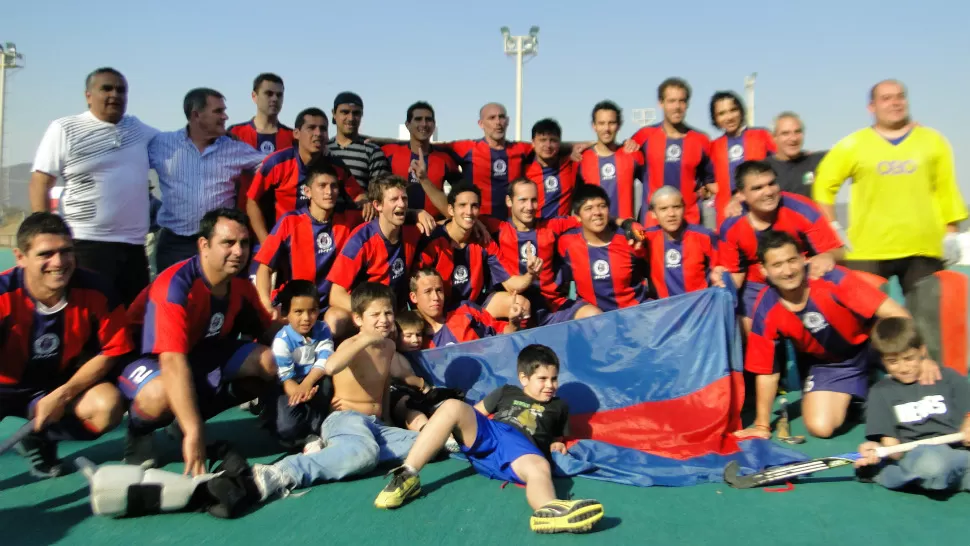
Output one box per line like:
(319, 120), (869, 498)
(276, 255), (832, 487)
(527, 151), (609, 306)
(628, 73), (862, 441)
(855, 317), (970, 492)
(374, 344), (604, 534)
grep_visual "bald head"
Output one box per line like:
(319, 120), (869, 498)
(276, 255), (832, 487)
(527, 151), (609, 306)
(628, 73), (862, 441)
(479, 102), (507, 120)
(478, 102), (510, 143)
(870, 79), (906, 102)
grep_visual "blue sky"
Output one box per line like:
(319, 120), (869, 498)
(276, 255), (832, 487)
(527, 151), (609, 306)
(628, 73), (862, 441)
(3, 0), (969, 198)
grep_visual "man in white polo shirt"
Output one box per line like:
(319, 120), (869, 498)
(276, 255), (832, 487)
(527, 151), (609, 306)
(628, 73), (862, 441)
(29, 67), (159, 306)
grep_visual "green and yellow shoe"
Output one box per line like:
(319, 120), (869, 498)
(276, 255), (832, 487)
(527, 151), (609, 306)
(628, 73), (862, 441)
(529, 499), (604, 534)
(374, 466), (421, 509)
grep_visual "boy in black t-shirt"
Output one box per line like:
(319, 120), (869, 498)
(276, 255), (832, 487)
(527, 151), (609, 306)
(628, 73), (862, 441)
(855, 317), (970, 492)
(373, 344), (604, 534)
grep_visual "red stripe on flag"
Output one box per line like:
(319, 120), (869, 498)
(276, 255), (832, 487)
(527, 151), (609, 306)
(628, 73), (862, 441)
(936, 271), (968, 376)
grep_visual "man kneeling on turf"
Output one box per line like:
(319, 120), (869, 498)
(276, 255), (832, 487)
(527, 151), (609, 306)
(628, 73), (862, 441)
(374, 344), (604, 535)
(1, 213), (131, 477)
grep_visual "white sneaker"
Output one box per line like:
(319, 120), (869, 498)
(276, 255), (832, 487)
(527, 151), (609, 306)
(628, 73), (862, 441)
(445, 435), (462, 453)
(302, 435), (325, 455)
(252, 463), (297, 502)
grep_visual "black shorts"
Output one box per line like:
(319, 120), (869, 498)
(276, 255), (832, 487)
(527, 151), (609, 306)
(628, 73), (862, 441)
(846, 257), (943, 295)
(73, 239), (150, 306)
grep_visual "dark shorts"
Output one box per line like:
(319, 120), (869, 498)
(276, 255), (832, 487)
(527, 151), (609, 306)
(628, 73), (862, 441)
(73, 239), (150, 306)
(0, 387), (48, 421)
(846, 257), (943, 295)
(536, 298), (590, 326)
(800, 346), (872, 399)
(737, 281), (767, 319)
(462, 410), (544, 484)
(117, 341), (260, 415)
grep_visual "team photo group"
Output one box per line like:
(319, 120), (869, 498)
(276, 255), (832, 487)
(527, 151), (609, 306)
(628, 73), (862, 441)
(2, 66), (969, 533)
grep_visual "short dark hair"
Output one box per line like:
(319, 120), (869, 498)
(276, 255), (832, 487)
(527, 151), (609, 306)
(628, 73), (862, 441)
(198, 208), (249, 240)
(305, 161), (339, 184)
(406, 101), (435, 123)
(571, 183), (610, 215)
(294, 107), (327, 130)
(183, 88), (225, 120)
(279, 280), (319, 315)
(85, 67), (125, 91)
(351, 282), (395, 316)
(709, 90), (746, 129)
(367, 174), (408, 204)
(756, 230), (799, 264)
(410, 266), (442, 292)
(17, 212), (73, 253)
(253, 73), (283, 92)
(658, 77), (691, 102)
(517, 344), (560, 377)
(507, 177), (536, 199)
(871, 316), (924, 355)
(396, 309), (425, 332)
(531, 118), (562, 139)
(591, 100), (622, 125)
(734, 159), (775, 191)
(447, 181), (481, 206)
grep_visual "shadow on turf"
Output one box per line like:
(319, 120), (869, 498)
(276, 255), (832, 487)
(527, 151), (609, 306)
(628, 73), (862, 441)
(0, 470), (36, 490)
(0, 487), (90, 544)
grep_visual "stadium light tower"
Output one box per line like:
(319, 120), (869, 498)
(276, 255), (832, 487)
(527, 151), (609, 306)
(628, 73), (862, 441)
(500, 26), (539, 141)
(0, 42), (27, 211)
(744, 72), (757, 127)
(631, 108), (657, 127)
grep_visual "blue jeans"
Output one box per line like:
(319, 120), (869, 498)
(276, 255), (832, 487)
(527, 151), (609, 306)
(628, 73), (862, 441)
(873, 445), (970, 492)
(276, 410), (418, 488)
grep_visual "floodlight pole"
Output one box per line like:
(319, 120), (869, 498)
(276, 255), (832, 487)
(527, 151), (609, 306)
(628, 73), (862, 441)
(0, 43), (27, 210)
(744, 72), (757, 127)
(501, 27), (539, 141)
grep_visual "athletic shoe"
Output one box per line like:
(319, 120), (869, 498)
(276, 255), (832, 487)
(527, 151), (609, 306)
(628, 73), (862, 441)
(123, 430), (157, 468)
(16, 433), (65, 479)
(374, 466), (421, 509)
(252, 463), (297, 502)
(529, 499), (604, 534)
(302, 435), (325, 455)
(444, 435), (461, 453)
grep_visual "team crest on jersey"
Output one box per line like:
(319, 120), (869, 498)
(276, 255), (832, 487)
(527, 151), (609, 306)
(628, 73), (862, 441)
(391, 258), (406, 279)
(520, 241), (537, 262)
(801, 311), (827, 333)
(492, 159), (508, 175)
(207, 313), (225, 337)
(593, 259), (611, 279)
(33, 333), (60, 357)
(728, 144), (744, 161)
(316, 232), (333, 253)
(665, 249), (682, 268)
(803, 172), (815, 186)
(601, 163), (616, 180)
(453, 265), (469, 284)
(544, 175), (559, 192)
(260, 141), (275, 154)
(666, 144), (682, 162)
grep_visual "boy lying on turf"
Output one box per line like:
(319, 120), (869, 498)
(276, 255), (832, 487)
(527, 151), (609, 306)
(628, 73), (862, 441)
(855, 317), (970, 492)
(374, 344), (604, 534)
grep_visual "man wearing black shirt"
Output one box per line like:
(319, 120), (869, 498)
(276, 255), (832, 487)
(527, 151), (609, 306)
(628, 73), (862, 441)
(765, 112), (826, 199)
(373, 344), (604, 534)
(855, 317), (970, 492)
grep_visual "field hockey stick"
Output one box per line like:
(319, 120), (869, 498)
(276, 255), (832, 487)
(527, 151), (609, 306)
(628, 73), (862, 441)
(724, 431), (965, 489)
(0, 419), (37, 456)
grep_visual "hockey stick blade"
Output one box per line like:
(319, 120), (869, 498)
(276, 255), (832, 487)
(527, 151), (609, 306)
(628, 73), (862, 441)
(0, 419), (37, 456)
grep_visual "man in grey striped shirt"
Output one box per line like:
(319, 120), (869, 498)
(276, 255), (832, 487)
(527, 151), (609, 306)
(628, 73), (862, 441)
(327, 92), (391, 195)
(149, 88), (265, 274)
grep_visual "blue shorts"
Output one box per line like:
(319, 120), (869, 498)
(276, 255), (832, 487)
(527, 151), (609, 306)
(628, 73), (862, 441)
(800, 345), (872, 399)
(737, 281), (767, 318)
(118, 340), (259, 415)
(461, 410), (544, 484)
(536, 298), (589, 327)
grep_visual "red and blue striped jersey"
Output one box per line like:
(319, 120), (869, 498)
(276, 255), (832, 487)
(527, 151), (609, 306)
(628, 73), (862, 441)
(710, 128), (776, 228)
(556, 228), (650, 312)
(253, 208), (364, 308)
(228, 120), (295, 155)
(642, 225), (718, 298)
(416, 225), (511, 306)
(426, 301), (507, 348)
(717, 192), (842, 285)
(578, 147), (643, 219)
(747, 267), (887, 374)
(631, 124), (712, 225)
(440, 140), (533, 219)
(523, 156), (581, 219)
(326, 220), (424, 309)
(483, 215), (580, 311)
(247, 148), (361, 228)
(0, 267), (132, 387)
(381, 143), (461, 218)
(142, 256), (272, 356)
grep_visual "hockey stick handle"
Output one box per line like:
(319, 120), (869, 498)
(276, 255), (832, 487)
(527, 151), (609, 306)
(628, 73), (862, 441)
(874, 432), (965, 458)
(0, 419), (36, 456)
